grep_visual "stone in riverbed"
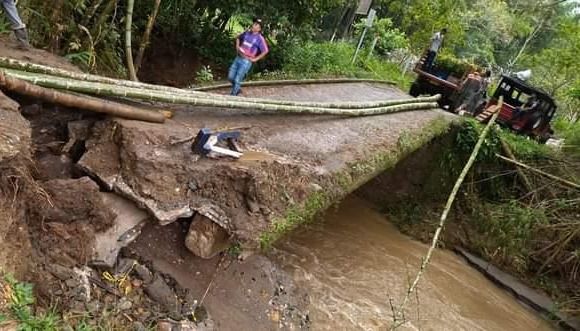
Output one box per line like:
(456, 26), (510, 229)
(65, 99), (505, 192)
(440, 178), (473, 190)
(185, 214), (230, 259)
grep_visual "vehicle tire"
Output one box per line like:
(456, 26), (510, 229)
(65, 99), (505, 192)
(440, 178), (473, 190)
(409, 82), (421, 97)
(526, 112), (544, 131)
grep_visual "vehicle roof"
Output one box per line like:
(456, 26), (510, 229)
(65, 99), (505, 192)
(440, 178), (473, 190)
(499, 75), (555, 104)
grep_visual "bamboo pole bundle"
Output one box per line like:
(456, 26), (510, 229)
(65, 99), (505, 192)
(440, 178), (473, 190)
(3, 70), (438, 116)
(0, 71), (165, 123)
(0, 57), (414, 109)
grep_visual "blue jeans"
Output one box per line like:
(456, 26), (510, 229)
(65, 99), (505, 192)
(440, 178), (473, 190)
(1, 0), (25, 30)
(228, 56), (252, 96)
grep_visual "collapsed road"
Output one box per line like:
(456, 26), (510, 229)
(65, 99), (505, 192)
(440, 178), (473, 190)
(0, 44), (460, 330)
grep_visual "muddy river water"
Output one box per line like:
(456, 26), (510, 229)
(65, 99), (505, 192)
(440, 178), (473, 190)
(272, 196), (554, 331)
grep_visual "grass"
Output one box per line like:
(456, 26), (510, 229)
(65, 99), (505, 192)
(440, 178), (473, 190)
(1, 274), (61, 331)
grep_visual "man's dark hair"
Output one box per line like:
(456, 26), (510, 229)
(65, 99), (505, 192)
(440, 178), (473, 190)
(441, 28), (448, 33)
(253, 17), (263, 28)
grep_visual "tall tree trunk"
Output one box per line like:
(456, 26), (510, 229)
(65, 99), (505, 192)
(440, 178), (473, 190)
(135, 0), (162, 74)
(125, 0), (138, 81)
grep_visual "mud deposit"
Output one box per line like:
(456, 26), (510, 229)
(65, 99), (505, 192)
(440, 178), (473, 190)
(271, 196), (555, 331)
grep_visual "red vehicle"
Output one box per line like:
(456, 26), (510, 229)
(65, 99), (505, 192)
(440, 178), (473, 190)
(409, 52), (481, 109)
(476, 75), (556, 143)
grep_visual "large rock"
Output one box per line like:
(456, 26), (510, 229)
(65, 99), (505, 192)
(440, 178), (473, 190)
(91, 193), (149, 268)
(0, 90), (30, 163)
(26, 177), (116, 267)
(185, 214), (230, 259)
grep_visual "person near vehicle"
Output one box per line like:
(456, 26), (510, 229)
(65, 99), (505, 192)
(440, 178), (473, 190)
(456, 70), (483, 113)
(1, 0), (31, 49)
(228, 17), (269, 96)
(423, 28), (447, 72)
(512, 93), (540, 120)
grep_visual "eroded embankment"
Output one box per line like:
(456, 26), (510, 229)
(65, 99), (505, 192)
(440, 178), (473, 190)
(0, 63), (457, 330)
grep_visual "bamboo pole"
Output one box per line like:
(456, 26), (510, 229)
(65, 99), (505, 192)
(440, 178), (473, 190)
(0, 58), (432, 109)
(391, 100), (503, 329)
(4, 70), (439, 116)
(495, 154), (580, 190)
(0, 71), (165, 123)
(193, 78), (396, 91)
(135, 0), (162, 73)
(125, 0), (138, 81)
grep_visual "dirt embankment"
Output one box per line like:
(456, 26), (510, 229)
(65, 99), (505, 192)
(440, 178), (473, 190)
(0, 37), (455, 330)
(0, 41), (310, 330)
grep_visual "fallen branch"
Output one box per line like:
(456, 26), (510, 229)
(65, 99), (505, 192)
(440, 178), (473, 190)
(500, 138), (534, 192)
(0, 71), (165, 123)
(390, 101), (503, 329)
(495, 154), (580, 190)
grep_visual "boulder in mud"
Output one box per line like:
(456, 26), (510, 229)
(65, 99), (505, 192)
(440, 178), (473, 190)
(185, 214), (230, 259)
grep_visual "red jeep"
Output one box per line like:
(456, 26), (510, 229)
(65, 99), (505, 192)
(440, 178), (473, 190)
(476, 75), (556, 143)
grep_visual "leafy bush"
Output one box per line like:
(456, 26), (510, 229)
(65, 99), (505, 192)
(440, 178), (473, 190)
(353, 18), (409, 55)
(435, 52), (477, 77)
(195, 65), (214, 84)
(282, 41), (358, 75)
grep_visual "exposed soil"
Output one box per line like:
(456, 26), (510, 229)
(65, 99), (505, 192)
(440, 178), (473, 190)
(137, 36), (227, 87)
(0, 40), (455, 330)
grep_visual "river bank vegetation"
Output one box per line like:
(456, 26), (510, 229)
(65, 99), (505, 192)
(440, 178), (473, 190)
(0, 0), (578, 327)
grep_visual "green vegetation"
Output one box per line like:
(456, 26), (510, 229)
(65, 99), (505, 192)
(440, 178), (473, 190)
(387, 120), (580, 314)
(0, 274), (60, 330)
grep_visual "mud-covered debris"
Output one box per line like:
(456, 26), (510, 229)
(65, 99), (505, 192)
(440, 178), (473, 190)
(35, 153), (74, 180)
(185, 214), (230, 259)
(62, 119), (93, 155)
(91, 193), (149, 268)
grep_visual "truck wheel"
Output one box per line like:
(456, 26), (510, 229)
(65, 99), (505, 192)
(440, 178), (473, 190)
(523, 112), (545, 134)
(409, 82), (421, 97)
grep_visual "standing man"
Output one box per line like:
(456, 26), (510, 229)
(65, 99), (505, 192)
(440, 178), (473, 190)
(228, 17), (269, 96)
(423, 28), (447, 72)
(1, 0), (31, 50)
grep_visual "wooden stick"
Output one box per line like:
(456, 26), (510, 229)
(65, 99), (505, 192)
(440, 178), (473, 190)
(500, 138), (534, 192)
(391, 98), (503, 329)
(0, 71), (165, 123)
(495, 154), (580, 190)
(135, 0), (162, 73)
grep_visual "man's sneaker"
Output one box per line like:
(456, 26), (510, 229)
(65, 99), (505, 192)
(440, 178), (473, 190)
(14, 28), (31, 50)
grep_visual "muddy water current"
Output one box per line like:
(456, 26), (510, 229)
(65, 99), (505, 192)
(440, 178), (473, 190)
(271, 196), (554, 331)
